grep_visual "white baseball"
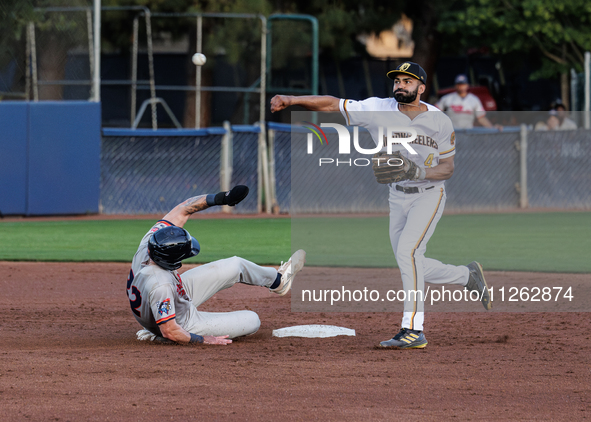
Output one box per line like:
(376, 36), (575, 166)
(192, 53), (207, 66)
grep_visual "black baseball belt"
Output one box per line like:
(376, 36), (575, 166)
(395, 185), (435, 194)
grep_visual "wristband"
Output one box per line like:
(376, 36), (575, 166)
(190, 333), (204, 344)
(417, 167), (427, 180)
(206, 192), (227, 206)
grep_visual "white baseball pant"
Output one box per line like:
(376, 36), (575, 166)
(389, 186), (470, 331)
(180, 256), (278, 338)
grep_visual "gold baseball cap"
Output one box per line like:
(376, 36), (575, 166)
(387, 62), (427, 84)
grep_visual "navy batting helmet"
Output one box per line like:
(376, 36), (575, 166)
(148, 226), (200, 271)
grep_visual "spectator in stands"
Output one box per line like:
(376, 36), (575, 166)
(546, 110), (561, 130)
(535, 110), (561, 131)
(536, 101), (578, 131)
(436, 74), (497, 129)
(553, 99), (578, 130)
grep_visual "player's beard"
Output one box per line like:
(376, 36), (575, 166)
(394, 86), (419, 103)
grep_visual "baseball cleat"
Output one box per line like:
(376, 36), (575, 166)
(271, 249), (306, 296)
(465, 261), (492, 310)
(379, 328), (428, 349)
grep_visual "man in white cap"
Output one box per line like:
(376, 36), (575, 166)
(436, 74), (496, 129)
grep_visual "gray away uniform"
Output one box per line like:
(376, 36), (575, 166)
(126, 220), (278, 338)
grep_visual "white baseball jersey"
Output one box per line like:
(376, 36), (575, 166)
(435, 92), (486, 129)
(126, 220), (199, 336)
(339, 97), (456, 189)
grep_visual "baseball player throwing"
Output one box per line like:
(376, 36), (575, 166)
(270, 62), (491, 349)
(127, 185), (306, 345)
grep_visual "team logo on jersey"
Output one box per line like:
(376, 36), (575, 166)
(150, 221), (171, 233)
(150, 222), (166, 233)
(450, 131), (455, 146)
(302, 121), (329, 145)
(158, 299), (172, 316)
(399, 63), (411, 71)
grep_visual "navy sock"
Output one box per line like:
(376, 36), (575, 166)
(270, 273), (282, 289)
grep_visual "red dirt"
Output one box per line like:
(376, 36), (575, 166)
(1, 261), (590, 421)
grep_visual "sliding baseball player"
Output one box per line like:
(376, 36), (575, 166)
(127, 185), (306, 345)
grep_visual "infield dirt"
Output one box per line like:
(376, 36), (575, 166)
(1, 261), (589, 420)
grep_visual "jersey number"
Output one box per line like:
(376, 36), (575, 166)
(126, 269), (142, 317)
(424, 153), (434, 168)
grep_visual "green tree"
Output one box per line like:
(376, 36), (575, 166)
(270, 0), (446, 99)
(0, 1), (33, 97)
(438, 0), (591, 107)
(1, 0), (89, 99)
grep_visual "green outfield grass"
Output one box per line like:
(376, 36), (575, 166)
(0, 219), (291, 265)
(293, 212), (591, 273)
(0, 212), (589, 272)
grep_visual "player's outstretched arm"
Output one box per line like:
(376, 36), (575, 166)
(159, 319), (232, 346)
(162, 185), (249, 227)
(425, 156), (455, 181)
(477, 115), (502, 131)
(270, 95), (340, 113)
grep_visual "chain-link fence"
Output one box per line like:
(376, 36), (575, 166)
(445, 130), (521, 212)
(528, 129), (591, 208)
(226, 126), (260, 213)
(268, 120), (591, 214)
(100, 126), (262, 214)
(0, 2), (30, 100)
(0, 0), (94, 100)
(28, 5), (95, 101)
(101, 130), (223, 214)
(291, 128), (389, 214)
(270, 123), (391, 214)
(268, 122), (292, 213)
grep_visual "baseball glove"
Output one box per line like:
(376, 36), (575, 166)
(372, 151), (423, 184)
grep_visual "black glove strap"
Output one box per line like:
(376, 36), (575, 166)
(206, 186), (249, 207)
(205, 192), (228, 206)
(214, 191), (227, 205)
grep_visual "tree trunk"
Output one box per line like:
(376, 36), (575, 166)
(37, 33), (67, 100)
(560, 44), (570, 110)
(9, 32), (28, 98)
(561, 72), (570, 111)
(408, 1), (440, 104)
